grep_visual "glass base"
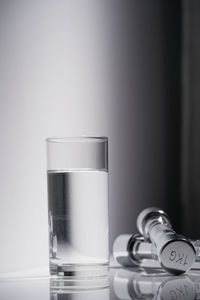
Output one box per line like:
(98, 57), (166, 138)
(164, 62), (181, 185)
(50, 263), (109, 278)
(50, 263), (109, 291)
(50, 277), (109, 292)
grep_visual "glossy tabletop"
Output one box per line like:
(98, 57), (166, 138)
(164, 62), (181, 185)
(1, 267), (200, 300)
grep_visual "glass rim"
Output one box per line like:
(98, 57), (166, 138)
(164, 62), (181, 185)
(46, 136), (108, 143)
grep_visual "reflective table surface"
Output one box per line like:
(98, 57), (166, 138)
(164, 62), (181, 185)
(1, 267), (200, 300)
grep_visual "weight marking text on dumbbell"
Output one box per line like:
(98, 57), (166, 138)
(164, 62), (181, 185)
(169, 251), (188, 265)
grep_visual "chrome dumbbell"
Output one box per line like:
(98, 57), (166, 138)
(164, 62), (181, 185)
(114, 207), (196, 274)
(113, 233), (156, 267)
(137, 207), (196, 274)
(113, 234), (200, 271)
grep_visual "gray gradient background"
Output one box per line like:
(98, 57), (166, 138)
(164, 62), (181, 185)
(0, 0), (189, 274)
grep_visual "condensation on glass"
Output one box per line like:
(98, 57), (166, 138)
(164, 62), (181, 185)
(46, 137), (109, 278)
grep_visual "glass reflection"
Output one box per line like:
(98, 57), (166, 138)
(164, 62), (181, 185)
(0, 276), (109, 300)
(51, 285), (109, 300)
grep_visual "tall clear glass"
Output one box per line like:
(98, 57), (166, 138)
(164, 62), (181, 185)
(46, 137), (109, 278)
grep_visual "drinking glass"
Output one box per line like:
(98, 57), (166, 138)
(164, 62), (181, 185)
(46, 136), (109, 278)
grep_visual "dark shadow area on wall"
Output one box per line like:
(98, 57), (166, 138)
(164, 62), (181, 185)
(161, 0), (182, 231)
(109, 0), (183, 247)
(181, 0), (200, 239)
